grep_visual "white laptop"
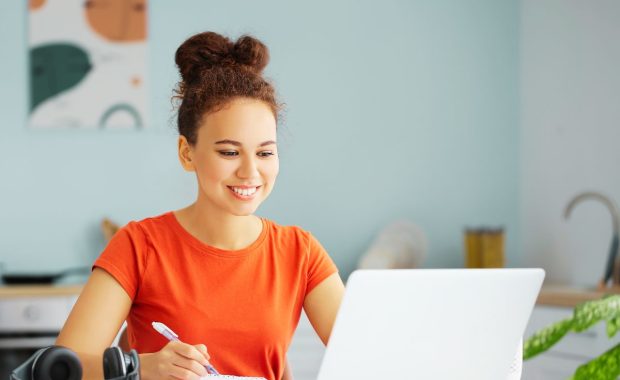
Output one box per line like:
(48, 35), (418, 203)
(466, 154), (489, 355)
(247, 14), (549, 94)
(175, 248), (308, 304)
(316, 268), (545, 380)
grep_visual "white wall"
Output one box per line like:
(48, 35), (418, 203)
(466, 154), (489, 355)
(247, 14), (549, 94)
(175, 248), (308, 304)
(520, 0), (620, 287)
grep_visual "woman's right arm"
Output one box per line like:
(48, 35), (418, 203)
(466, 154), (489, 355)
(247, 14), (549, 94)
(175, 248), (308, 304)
(56, 268), (132, 380)
(56, 268), (212, 380)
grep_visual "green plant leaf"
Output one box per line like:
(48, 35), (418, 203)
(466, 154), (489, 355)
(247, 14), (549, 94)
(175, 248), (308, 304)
(525, 294), (620, 367)
(608, 315), (620, 338)
(573, 295), (620, 333)
(604, 295), (620, 338)
(523, 318), (573, 360)
(571, 342), (620, 380)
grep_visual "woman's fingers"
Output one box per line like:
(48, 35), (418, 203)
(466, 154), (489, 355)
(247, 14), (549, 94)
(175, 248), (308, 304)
(142, 341), (215, 380)
(194, 343), (211, 360)
(166, 340), (220, 377)
(171, 341), (209, 365)
(171, 356), (208, 377)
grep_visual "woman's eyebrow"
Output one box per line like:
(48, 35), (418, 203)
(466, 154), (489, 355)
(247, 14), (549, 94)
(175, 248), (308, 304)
(214, 139), (277, 147)
(214, 139), (241, 146)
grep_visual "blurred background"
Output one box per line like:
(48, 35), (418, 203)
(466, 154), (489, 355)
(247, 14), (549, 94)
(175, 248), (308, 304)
(0, 0), (618, 287)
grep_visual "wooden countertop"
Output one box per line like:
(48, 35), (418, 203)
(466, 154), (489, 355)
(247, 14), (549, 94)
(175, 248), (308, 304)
(0, 284), (83, 297)
(0, 283), (616, 306)
(537, 285), (620, 308)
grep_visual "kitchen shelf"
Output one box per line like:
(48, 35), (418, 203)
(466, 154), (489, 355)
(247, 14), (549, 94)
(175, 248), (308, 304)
(0, 285), (83, 298)
(537, 285), (620, 308)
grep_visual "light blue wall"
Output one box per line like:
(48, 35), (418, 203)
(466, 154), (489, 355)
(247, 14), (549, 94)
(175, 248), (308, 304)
(0, 1), (519, 278)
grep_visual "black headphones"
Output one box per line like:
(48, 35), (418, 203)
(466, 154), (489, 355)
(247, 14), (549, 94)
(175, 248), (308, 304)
(102, 347), (140, 380)
(10, 345), (82, 380)
(10, 346), (140, 380)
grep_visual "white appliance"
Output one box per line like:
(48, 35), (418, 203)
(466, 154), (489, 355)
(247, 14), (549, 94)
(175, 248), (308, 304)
(0, 293), (78, 378)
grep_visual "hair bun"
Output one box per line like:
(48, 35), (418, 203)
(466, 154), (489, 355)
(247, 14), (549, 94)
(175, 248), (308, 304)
(231, 35), (270, 74)
(175, 32), (233, 84)
(175, 32), (270, 85)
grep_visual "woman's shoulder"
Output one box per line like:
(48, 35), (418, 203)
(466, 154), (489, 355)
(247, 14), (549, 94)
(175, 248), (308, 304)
(262, 217), (315, 244)
(119, 211), (175, 238)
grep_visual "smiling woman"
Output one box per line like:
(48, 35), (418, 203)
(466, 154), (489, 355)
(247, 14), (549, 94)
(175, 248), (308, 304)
(54, 31), (345, 380)
(177, 98), (280, 221)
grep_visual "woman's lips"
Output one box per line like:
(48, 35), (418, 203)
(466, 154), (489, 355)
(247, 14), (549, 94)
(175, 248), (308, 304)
(227, 185), (261, 201)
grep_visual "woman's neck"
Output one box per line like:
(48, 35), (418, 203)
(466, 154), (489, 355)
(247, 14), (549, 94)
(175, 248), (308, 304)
(175, 201), (262, 251)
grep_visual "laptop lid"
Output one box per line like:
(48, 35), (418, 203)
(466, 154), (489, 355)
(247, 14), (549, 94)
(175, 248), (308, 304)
(316, 268), (545, 380)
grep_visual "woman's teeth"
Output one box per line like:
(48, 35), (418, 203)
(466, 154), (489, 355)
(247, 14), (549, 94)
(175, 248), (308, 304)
(231, 187), (258, 196)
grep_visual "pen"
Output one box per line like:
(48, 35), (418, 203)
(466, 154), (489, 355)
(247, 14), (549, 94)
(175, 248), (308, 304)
(152, 321), (220, 375)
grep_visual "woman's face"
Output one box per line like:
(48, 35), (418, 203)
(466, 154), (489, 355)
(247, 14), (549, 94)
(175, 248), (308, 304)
(179, 98), (279, 216)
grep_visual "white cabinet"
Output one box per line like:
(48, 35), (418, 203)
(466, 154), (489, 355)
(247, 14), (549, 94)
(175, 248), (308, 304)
(522, 305), (620, 380)
(0, 295), (77, 332)
(0, 286), (82, 347)
(0, 290), (80, 378)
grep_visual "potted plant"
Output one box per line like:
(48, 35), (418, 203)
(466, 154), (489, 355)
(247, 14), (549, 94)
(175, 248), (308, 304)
(524, 294), (620, 379)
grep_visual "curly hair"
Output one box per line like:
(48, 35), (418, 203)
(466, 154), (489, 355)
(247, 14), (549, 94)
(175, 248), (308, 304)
(174, 31), (281, 145)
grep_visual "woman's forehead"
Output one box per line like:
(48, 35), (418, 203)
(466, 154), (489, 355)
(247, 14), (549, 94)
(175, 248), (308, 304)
(197, 107), (276, 145)
(200, 121), (277, 142)
(206, 98), (274, 124)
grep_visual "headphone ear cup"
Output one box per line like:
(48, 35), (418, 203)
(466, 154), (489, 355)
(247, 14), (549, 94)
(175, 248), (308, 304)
(31, 346), (82, 380)
(103, 347), (127, 379)
(126, 350), (137, 373)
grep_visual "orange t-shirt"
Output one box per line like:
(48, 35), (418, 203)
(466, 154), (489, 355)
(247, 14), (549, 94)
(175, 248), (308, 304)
(93, 212), (338, 380)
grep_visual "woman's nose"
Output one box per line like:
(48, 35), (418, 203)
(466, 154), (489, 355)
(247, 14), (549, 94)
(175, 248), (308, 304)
(236, 156), (259, 179)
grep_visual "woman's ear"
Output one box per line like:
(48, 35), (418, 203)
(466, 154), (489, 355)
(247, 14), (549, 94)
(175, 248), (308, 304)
(178, 136), (195, 172)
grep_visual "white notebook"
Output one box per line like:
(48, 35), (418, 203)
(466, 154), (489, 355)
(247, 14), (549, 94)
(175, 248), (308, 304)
(200, 376), (266, 380)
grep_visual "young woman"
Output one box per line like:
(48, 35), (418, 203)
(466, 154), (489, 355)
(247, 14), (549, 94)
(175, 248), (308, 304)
(56, 31), (345, 380)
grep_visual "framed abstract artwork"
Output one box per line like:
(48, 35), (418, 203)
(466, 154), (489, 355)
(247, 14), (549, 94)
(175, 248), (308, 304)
(28, 0), (148, 129)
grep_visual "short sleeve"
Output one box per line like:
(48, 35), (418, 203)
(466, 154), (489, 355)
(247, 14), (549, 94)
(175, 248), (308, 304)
(305, 233), (338, 296)
(92, 222), (148, 300)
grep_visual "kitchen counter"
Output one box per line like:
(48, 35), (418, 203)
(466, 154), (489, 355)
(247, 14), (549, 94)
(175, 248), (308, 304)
(1, 283), (616, 306)
(0, 285), (83, 297)
(537, 284), (620, 307)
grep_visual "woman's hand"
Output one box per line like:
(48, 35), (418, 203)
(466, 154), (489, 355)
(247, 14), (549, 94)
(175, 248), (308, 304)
(140, 341), (212, 380)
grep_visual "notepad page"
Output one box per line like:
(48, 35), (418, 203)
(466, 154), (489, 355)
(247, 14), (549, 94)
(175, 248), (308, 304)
(200, 376), (266, 380)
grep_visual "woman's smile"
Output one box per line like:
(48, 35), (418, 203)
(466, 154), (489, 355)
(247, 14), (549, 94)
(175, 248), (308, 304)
(227, 185), (261, 201)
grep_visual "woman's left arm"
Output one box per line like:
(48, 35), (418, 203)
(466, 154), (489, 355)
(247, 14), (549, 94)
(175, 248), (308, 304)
(303, 273), (345, 345)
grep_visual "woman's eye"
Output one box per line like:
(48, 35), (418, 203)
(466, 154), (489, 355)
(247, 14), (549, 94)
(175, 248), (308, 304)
(258, 151), (275, 157)
(218, 151), (238, 157)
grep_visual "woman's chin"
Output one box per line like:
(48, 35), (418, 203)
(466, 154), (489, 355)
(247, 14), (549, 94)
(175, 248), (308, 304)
(229, 205), (260, 217)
